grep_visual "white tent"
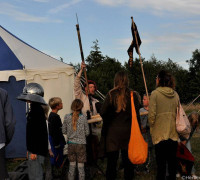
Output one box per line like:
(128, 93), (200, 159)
(0, 25), (74, 157)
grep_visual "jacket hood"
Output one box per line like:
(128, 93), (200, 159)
(156, 87), (175, 98)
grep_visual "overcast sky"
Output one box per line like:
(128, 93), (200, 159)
(1, 0), (200, 69)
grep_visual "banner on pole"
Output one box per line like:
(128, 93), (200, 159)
(127, 21), (142, 67)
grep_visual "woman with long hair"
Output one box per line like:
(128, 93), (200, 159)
(100, 71), (140, 180)
(148, 70), (179, 180)
(62, 99), (89, 180)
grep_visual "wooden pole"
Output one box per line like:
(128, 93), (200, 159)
(131, 17), (149, 100)
(185, 94), (200, 111)
(76, 17), (89, 96)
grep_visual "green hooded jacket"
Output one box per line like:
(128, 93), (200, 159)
(148, 87), (179, 145)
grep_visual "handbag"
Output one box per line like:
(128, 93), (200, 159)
(176, 102), (191, 139)
(128, 91), (148, 164)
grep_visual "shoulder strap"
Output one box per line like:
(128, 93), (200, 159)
(88, 94), (94, 113)
(130, 91), (136, 119)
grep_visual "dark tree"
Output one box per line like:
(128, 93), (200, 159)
(85, 39), (104, 69)
(71, 40), (200, 104)
(186, 49), (200, 103)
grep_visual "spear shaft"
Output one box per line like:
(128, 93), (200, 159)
(76, 17), (89, 95)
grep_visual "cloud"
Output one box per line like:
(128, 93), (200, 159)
(48, 0), (82, 14)
(0, 2), (62, 23)
(94, 0), (200, 16)
(146, 32), (200, 44)
(115, 32), (200, 58)
(32, 0), (49, 2)
(94, 0), (125, 7)
(177, 60), (189, 66)
(187, 20), (200, 25)
(119, 32), (200, 46)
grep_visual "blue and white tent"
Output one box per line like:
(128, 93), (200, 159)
(0, 25), (74, 158)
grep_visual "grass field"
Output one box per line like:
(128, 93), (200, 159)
(7, 130), (200, 180)
(93, 130), (200, 180)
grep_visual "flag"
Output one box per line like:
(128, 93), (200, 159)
(127, 21), (142, 67)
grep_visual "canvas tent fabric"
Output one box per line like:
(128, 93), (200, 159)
(0, 25), (75, 158)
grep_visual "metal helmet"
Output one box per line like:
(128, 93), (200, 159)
(17, 83), (47, 105)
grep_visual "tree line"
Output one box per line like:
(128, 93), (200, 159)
(70, 40), (200, 104)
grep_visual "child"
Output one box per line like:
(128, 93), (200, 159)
(48, 97), (66, 177)
(180, 112), (200, 178)
(62, 99), (89, 180)
(139, 94), (153, 173)
(17, 83), (48, 180)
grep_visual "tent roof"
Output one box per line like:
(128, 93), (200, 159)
(0, 25), (73, 71)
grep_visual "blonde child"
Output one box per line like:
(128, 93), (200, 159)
(62, 99), (89, 180)
(48, 97), (66, 178)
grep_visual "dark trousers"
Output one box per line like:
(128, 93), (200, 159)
(106, 149), (134, 180)
(0, 146), (9, 180)
(155, 139), (178, 180)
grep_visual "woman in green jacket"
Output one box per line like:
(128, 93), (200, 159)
(148, 70), (179, 180)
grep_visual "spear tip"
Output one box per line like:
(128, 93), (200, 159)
(76, 13), (79, 24)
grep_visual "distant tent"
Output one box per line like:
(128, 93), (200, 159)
(0, 25), (74, 158)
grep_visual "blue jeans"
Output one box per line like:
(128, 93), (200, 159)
(49, 136), (65, 168)
(0, 146), (9, 180)
(27, 152), (45, 180)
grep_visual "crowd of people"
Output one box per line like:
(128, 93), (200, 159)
(0, 62), (199, 180)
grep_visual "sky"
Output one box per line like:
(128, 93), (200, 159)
(0, 0), (200, 70)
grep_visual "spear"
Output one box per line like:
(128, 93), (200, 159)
(76, 14), (89, 96)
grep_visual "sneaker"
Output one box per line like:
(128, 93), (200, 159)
(176, 173), (181, 178)
(192, 174), (198, 180)
(144, 167), (150, 174)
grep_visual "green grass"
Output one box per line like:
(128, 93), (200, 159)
(6, 131), (200, 179)
(6, 132), (200, 179)
(191, 131), (200, 176)
(93, 131), (200, 180)
(7, 158), (25, 172)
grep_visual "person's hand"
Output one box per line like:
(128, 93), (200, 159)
(30, 153), (37, 160)
(141, 128), (146, 133)
(49, 149), (54, 157)
(181, 140), (187, 145)
(81, 62), (86, 70)
(55, 144), (60, 149)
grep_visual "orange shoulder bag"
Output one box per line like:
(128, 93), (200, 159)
(128, 91), (148, 164)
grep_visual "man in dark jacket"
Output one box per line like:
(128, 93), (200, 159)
(17, 83), (48, 180)
(26, 102), (48, 180)
(0, 88), (16, 180)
